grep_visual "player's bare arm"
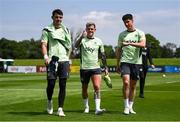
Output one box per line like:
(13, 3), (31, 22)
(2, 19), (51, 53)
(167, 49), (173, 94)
(75, 30), (87, 48)
(123, 39), (146, 48)
(101, 52), (108, 75)
(116, 47), (122, 74)
(41, 42), (49, 65)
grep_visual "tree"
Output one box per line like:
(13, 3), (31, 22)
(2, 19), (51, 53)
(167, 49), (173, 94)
(27, 39), (42, 59)
(145, 34), (162, 58)
(175, 47), (180, 58)
(0, 38), (42, 59)
(104, 45), (115, 58)
(161, 45), (174, 58)
(165, 43), (176, 52)
(161, 43), (176, 58)
(0, 32), (178, 59)
(0, 38), (18, 58)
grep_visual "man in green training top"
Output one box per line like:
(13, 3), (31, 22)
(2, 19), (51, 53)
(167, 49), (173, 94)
(41, 9), (71, 117)
(75, 22), (108, 115)
(116, 14), (146, 115)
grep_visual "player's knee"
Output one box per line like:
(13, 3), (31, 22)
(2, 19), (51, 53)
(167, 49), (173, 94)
(94, 85), (100, 91)
(48, 80), (55, 88)
(82, 84), (88, 90)
(123, 81), (129, 88)
(130, 84), (136, 90)
(59, 78), (67, 86)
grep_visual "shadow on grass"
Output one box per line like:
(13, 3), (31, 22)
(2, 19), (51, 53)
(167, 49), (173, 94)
(8, 110), (121, 116)
(65, 109), (121, 115)
(64, 109), (82, 113)
(8, 111), (46, 116)
(8, 110), (87, 115)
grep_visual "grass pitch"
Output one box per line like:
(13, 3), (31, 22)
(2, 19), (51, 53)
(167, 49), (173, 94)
(0, 73), (180, 121)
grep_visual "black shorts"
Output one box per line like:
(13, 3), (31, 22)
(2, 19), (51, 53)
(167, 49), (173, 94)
(120, 62), (140, 80)
(80, 68), (101, 84)
(57, 61), (70, 78)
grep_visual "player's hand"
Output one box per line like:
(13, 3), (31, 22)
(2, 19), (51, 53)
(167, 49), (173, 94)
(44, 54), (50, 66)
(123, 42), (129, 46)
(45, 58), (50, 66)
(151, 64), (155, 69)
(81, 30), (87, 38)
(116, 66), (121, 74)
(104, 68), (109, 75)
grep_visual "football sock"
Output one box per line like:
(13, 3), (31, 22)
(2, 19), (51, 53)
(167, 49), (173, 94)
(94, 90), (101, 110)
(129, 101), (134, 109)
(95, 99), (101, 110)
(83, 98), (89, 108)
(124, 99), (129, 108)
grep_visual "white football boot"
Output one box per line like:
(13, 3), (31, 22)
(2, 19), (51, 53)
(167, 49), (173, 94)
(95, 108), (106, 115)
(47, 100), (53, 114)
(57, 107), (66, 117)
(123, 107), (129, 115)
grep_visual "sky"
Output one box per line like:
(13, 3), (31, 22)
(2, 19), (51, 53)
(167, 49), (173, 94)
(0, 0), (180, 46)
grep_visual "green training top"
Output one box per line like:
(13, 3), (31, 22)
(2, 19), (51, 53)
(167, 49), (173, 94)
(80, 37), (104, 69)
(41, 23), (71, 61)
(117, 28), (145, 64)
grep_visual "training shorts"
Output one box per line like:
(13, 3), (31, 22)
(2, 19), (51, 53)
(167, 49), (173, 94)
(57, 61), (70, 78)
(120, 62), (140, 80)
(80, 68), (101, 84)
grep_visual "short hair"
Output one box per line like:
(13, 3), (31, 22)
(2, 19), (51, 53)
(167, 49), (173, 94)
(122, 14), (133, 21)
(86, 22), (96, 28)
(52, 9), (63, 16)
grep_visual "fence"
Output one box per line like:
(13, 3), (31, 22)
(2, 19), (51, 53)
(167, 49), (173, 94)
(7, 65), (180, 73)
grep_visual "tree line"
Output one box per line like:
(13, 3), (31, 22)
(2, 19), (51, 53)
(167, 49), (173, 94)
(0, 34), (179, 59)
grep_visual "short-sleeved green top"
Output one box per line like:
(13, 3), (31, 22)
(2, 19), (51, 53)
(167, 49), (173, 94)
(41, 23), (71, 61)
(117, 28), (145, 64)
(80, 37), (104, 69)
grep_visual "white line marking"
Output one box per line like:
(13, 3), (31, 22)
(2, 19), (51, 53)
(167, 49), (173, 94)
(166, 81), (179, 84)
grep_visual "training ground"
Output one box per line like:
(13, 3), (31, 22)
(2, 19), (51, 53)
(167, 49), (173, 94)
(0, 72), (180, 121)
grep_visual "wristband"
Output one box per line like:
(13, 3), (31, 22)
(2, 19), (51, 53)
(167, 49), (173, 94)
(44, 54), (49, 60)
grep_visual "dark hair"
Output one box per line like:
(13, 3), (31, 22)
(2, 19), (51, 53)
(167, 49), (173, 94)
(122, 14), (133, 21)
(86, 22), (96, 28)
(52, 9), (63, 16)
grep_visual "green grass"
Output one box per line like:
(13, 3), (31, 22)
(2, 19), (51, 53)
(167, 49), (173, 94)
(14, 59), (44, 66)
(0, 73), (180, 121)
(14, 58), (180, 66)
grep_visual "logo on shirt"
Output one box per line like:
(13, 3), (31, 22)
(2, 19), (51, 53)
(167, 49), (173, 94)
(84, 47), (95, 53)
(125, 40), (137, 43)
(135, 34), (138, 37)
